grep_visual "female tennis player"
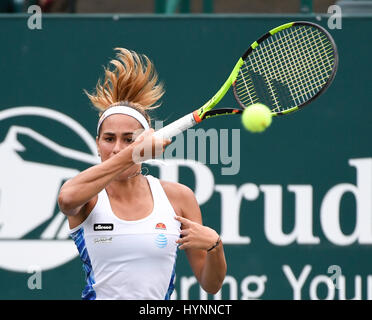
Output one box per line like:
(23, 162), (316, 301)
(58, 48), (226, 300)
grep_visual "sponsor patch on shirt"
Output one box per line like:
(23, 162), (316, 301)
(94, 223), (114, 231)
(94, 237), (113, 244)
(155, 222), (167, 230)
(155, 233), (168, 248)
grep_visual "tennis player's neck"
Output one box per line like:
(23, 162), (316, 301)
(106, 174), (148, 201)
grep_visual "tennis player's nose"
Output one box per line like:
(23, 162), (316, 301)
(112, 140), (124, 154)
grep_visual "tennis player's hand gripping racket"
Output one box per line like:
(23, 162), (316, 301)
(154, 21), (338, 139)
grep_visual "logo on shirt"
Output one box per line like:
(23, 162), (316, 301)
(155, 234), (168, 248)
(94, 237), (113, 244)
(155, 222), (167, 231)
(94, 224), (114, 231)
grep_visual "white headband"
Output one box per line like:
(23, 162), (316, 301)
(97, 106), (150, 135)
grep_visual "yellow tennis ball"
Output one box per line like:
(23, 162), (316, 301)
(241, 103), (272, 133)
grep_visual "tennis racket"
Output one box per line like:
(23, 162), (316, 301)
(154, 21), (338, 139)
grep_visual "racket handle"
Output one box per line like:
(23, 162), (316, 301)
(153, 113), (196, 139)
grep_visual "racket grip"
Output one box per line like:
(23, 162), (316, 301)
(153, 113), (196, 139)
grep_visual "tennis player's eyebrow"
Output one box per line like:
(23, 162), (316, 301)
(102, 132), (133, 136)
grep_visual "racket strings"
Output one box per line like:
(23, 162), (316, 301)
(238, 27), (334, 110)
(235, 25), (336, 112)
(282, 27), (333, 100)
(265, 27), (332, 108)
(239, 26), (334, 102)
(239, 27), (333, 107)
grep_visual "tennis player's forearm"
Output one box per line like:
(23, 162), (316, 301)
(58, 146), (135, 214)
(200, 243), (227, 294)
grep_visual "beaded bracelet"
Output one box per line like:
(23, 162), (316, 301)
(207, 237), (221, 252)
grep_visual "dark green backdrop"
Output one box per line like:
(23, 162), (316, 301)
(0, 14), (371, 300)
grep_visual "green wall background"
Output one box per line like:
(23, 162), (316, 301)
(0, 14), (371, 300)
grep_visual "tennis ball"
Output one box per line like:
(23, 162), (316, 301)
(241, 103), (272, 133)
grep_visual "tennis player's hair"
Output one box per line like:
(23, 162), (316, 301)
(84, 47), (164, 125)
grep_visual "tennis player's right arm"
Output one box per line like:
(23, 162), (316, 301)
(58, 146), (134, 216)
(58, 130), (168, 216)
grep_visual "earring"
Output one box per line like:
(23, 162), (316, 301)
(141, 167), (149, 176)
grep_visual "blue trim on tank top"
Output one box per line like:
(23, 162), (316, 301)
(70, 227), (96, 300)
(164, 248), (178, 300)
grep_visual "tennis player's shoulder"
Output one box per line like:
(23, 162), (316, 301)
(159, 179), (202, 221)
(159, 180), (197, 214)
(159, 180), (194, 197)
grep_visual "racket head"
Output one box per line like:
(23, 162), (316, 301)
(232, 21), (338, 116)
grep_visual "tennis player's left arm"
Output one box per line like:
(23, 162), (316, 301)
(175, 186), (227, 294)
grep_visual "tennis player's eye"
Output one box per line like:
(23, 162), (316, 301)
(104, 137), (114, 142)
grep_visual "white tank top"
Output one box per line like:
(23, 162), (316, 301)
(69, 175), (181, 300)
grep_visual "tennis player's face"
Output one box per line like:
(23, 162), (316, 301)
(96, 114), (144, 163)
